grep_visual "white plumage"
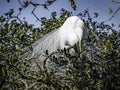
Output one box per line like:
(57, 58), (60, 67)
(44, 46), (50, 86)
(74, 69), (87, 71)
(24, 16), (85, 69)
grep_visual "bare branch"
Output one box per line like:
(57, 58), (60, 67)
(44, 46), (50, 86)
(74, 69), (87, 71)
(18, 0), (24, 7)
(17, 0), (57, 22)
(104, 7), (120, 23)
(30, 2), (44, 6)
(112, 0), (120, 3)
(12, 9), (23, 24)
(109, 7), (120, 20)
(31, 6), (41, 22)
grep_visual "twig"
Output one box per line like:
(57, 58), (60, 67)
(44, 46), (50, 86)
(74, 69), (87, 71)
(104, 7), (120, 23)
(112, 0), (120, 3)
(43, 51), (58, 68)
(43, 45), (74, 68)
(16, 0), (57, 23)
(108, 7), (120, 21)
(31, 6), (41, 22)
(18, 0), (24, 7)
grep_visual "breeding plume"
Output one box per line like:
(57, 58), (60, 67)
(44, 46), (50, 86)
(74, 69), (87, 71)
(23, 16), (85, 68)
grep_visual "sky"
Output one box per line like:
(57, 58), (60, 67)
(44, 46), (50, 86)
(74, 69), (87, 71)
(0, 0), (120, 30)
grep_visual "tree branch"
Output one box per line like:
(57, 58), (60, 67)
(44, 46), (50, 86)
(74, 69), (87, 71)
(104, 7), (120, 23)
(112, 0), (120, 3)
(31, 6), (41, 22)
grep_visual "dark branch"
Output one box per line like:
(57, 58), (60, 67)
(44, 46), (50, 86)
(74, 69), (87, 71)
(108, 7), (120, 21)
(104, 7), (120, 23)
(18, 0), (24, 8)
(31, 6), (41, 22)
(112, 0), (120, 3)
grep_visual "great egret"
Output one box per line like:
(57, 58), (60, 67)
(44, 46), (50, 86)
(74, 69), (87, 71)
(23, 16), (85, 69)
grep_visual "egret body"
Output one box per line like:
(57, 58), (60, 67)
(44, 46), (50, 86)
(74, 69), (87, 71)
(24, 16), (85, 69)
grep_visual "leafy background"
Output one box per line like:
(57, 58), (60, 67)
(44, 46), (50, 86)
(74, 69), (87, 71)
(0, 0), (120, 90)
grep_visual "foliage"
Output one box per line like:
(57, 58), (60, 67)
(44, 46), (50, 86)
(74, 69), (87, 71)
(0, 7), (120, 90)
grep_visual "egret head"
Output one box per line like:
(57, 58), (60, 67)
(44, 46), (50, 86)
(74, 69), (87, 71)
(62, 16), (84, 30)
(60, 16), (84, 49)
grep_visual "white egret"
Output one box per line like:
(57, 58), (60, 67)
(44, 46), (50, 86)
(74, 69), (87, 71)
(23, 16), (85, 69)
